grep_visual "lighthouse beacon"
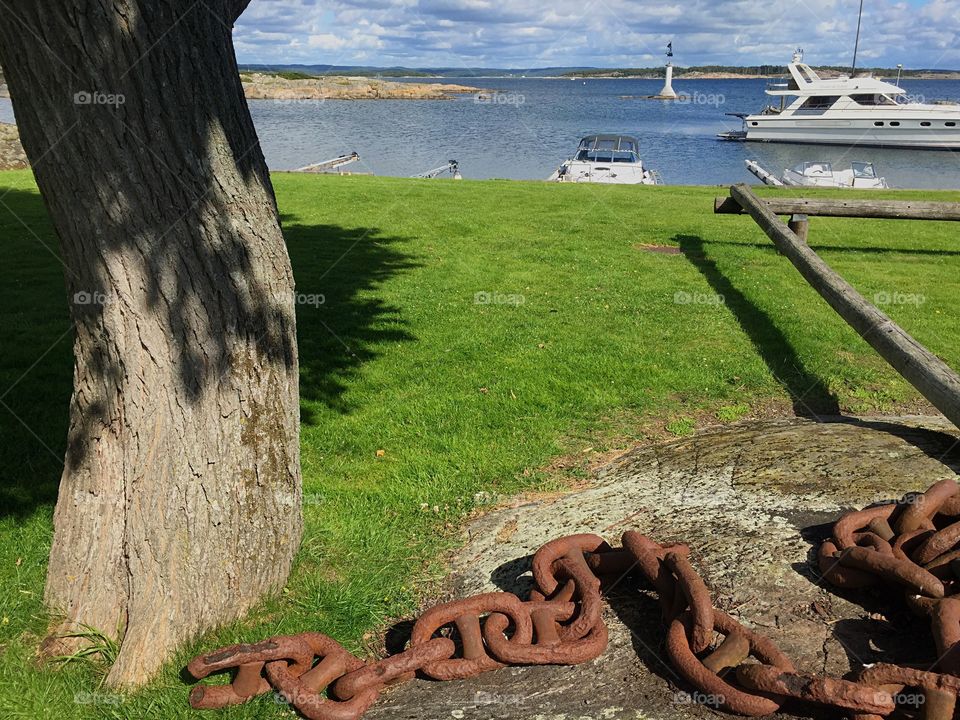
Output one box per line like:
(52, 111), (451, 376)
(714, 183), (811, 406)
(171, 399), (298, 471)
(657, 41), (678, 99)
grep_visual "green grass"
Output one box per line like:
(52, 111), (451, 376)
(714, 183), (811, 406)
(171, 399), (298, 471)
(0, 169), (958, 717)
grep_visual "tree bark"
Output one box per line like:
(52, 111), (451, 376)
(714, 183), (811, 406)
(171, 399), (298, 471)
(0, 1), (302, 687)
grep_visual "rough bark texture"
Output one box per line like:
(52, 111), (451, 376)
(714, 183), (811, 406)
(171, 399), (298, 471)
(0, 1), (302, 687)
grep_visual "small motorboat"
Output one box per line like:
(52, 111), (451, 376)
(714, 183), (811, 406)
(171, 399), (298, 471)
(745, 159), (889, 189)
(549, 135), (660, 185)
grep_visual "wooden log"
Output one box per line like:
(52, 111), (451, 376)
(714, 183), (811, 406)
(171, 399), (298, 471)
(788, 214), (809, 244)
(714, 195), (960, 221)
(729, 183), (960, 430)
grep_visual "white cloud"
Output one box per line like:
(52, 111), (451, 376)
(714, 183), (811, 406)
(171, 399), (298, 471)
(232, 0), (960, 68)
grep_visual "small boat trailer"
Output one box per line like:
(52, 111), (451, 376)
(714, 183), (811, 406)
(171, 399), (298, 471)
(412, 160), (463, 179)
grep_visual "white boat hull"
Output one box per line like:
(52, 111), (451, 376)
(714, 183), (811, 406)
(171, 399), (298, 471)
(745, 106), (960, 150)
(746, 119), (960, 149)
(552, 160), (658, 184)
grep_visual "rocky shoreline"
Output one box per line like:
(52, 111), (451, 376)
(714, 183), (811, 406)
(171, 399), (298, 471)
(241, 73), (483, 101)
(0, 123), (28, 171)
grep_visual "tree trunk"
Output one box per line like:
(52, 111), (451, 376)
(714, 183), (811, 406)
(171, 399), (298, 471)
(0, 1), (303, 687)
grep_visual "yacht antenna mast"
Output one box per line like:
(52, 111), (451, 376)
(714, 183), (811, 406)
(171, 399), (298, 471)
(851, 0), (864, 74)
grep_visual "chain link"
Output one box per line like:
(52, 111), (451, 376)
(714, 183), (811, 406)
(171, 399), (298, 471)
(186, 479), (960, 719)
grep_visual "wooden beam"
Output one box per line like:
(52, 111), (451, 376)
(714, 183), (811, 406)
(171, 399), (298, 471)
(730, 183), (960, 430)
(715, 195), (960, 221)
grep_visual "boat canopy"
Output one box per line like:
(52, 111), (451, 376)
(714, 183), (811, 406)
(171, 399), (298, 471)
(576, 135), (641, 163)
(578, 135), (640, 152)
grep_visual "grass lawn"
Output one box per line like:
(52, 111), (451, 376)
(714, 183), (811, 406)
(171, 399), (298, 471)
(0, 169), (958, 718)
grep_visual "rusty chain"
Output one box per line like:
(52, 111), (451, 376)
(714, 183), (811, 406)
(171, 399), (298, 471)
(187, 479), (960, 719)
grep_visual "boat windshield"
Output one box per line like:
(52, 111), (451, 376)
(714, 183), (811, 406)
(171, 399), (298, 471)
(851, 162), (878, 179)
(576, 149), (639, 163)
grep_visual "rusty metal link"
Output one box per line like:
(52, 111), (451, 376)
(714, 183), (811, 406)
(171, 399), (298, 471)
(187, 635), (315, 709)
(665, 609), (795, 716)
(186, 480), (960, 720)
(265, 634), (375, 720)
(483, 600), (608, 665)
(896, 479), (959, 533)
(531, 533), (611, 596)
(409, 592), (533, 680)
(833, 504), (897, 549)
(664, 551), (714, 653)
(332, 637), (455, 701)
(835, 545), (945, 597)
(854, 664), (960, 720)
(932, 597), (960, 676)
(916, 519), (960, 565)
(735, 664), (895, 714)
(621, 530), (689, 615)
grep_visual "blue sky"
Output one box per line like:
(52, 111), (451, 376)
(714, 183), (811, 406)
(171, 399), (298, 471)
(233, 0), (960, 68)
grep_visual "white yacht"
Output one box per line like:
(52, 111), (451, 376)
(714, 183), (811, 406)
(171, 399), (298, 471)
(745, 159), (889, 188)
(736, 50), (960, 149)
(548, 135), (660, 185)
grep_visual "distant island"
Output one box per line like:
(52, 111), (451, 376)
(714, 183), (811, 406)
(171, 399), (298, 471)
(565, 65), (960, 80)
(240, 71), (482, 100)
(0, 69), (482, 105)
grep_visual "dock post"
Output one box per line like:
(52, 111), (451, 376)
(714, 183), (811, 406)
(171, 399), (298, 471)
(788, 214), (809, 243)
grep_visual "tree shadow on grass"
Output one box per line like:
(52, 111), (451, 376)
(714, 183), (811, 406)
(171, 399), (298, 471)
(692, 239), (960, 258)
(676, 234), (841, 417)
(0, 194), (418, 518)
(0, 187), (73, 518)
(281, 214), (420, 422)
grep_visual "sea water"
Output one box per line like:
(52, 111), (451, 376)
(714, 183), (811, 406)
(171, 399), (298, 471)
(3, 77), (960, 188)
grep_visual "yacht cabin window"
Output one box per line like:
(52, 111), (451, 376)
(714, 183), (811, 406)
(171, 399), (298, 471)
(851, 94), (899, 106)
(801, 96), (840, 109)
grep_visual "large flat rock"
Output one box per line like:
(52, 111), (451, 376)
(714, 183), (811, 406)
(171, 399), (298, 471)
(367, 416), (960, 720)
